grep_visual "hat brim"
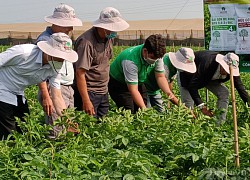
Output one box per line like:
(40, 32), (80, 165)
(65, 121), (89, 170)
(37, 41), (78, 63)
(215, 54), (240, 76)
(169, 52), (196, 73)
(45, 16), (82, 27)
(92, 18), (129, 32)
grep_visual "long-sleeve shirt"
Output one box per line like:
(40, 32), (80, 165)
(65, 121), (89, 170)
(179, 50), (249, 106)
(0, 44), (60, 106)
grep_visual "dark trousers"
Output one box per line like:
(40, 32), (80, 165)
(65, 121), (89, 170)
(74, 87), (109, 119)
(0, 95), (29, 140)
(108, 76), (147, 114)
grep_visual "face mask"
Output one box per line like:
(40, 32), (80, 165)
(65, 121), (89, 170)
(144, 57), (156, 65)
(48, 60), (63, 73)
(106, 32), (117, 39)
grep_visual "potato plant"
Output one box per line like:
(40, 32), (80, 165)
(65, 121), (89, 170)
(0, 46), (249, 179)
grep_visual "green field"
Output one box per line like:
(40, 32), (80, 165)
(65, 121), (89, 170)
(0, 46), (250, 179)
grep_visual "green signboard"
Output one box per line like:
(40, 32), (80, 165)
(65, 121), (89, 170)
(203, 0), (250, 72)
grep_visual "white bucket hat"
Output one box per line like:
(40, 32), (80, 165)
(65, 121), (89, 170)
(44, 3), (82, 27)
(37, 32), (78, 63)
(169, 47), (196, 73)
(215, 52), (240, 76)
(92, 7), (129, 32)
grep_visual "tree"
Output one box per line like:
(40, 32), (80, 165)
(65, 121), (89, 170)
(212, 31), (220, 41)
(239, 29), (248, 41)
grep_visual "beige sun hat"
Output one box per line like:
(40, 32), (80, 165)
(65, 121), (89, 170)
(37, 32), (78, 63)
(215, 52), (240, 76)
(169, 47), (196, 73)
(44, 3), (82, 27)
(92, 7), (129, 32)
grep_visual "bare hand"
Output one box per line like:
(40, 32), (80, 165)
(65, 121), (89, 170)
(66, 119), (80, 134)
(83, 101), (95, 116)
(42, 97), (54, 116)
(201, 106), (213, 117)
(169, 93), (179, 106)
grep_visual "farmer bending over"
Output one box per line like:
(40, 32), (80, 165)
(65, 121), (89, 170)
(109, 34), (178, 113)
(144, 47), (196, 112)
(0, 33), (78, 139)
(179, 51), (249, 125)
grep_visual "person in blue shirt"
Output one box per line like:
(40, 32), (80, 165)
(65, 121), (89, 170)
(36, 3), (82, 138)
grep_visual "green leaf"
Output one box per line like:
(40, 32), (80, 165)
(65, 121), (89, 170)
(20, 171), (29, 179)
(202, 147), (209, 159)
(123, 174), (135, 180)
(192, 154), (199, 163)
(116, 160), (122, 167)
(122, 137), (129, 146)
(23, 154), (33, 161)
(149, 154), (162, 164)
(115, 135), (123, 140)
(142, 165), (149, 172)
(110, 171), (123, 178)
(135, 161), (143, 166)
(187, 153), (199, 163)
(156, 137), (164, 142)
(90, 159), (102, 168)
(214, 170), (226, 179)
(124, 151), (130, 158)
(135, 174), (148, 180)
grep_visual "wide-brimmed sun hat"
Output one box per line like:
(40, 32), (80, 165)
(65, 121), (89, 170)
(37, 32), (78, 63)
(92, 7), (129, 32)
(169, 47), (196, 73)
(215, 52), (240, 76)
(44, 3), (82, 27)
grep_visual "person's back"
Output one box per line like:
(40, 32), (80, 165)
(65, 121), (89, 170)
(183, 51), (249, 125)
(194, 51), (219, 79)
(110, 44), (152, 84)
(145, 48), (196, 112)
(0, 33), (78, 139)
(109, 34), (171, 113)
(0, 44), (44, 93)
(144, 53), (178, 94)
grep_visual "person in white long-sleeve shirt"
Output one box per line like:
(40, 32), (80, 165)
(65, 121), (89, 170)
(0, 33), (78, 140)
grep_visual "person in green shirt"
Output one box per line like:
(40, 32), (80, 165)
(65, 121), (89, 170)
(144, 47), (196, 112)
(109, 34), (179, 113)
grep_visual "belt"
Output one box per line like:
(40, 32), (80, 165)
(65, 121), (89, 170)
(61, 84), (72, 86)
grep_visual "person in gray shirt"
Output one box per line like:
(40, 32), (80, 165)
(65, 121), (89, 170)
(74, 7), (129, 118)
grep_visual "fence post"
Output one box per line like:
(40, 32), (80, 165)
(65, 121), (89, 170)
(172, 42), (175, 52)
(190, 29), (193, 39)
(27, 32), (32, 44)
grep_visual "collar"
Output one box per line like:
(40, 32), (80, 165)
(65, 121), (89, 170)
(36, 49), (50, 69)
(212, 65), (227, 80)
(93, 27), (106, 43)
(46, 26), (53, 36)
(140, 45), (148, 66)
(36, 49), (44, 64)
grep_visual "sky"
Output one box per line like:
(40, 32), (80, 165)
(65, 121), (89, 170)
(0, 0), (203, 24)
